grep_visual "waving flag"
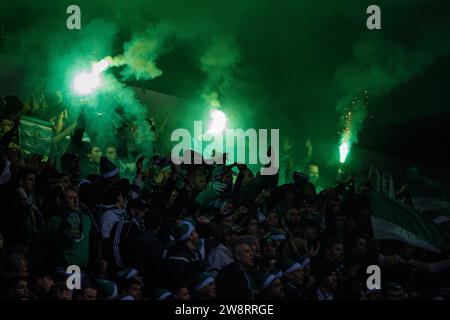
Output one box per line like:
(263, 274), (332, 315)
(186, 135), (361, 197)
(370, 192), (448, 253)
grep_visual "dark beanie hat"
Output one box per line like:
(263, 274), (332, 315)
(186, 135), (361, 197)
(100, 156), (119, 179)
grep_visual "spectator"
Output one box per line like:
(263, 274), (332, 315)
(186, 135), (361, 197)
(47, 188), (94, 272)
(308, 260), (339, 300)
(281, 257), (309, 299)
(164, 221), (204, 290)
(6, 276), (30, 300)
(0, 167), (47, 268)
(99, 156), (120, 183)
(75, 280), (98, 300)
(175, 285), (191, 301)
(206, 224), (241, 277)
(257, 273), (285, 300)
(49, 282), (72, 300)
(216, 242), (256, 300)
(60, 153), (81, 183)
(119, 277), (143, 300)
(193, 272), (216, 300)
(96, 279), (119, 300)
(98, 187), (127, 240)
(154, 289), (177, 301)
(2, 92), (450, 301)
(81, 146), (102, 177)
(29, 268), (54, 300)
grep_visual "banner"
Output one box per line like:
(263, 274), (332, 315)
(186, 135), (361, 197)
(19, 115), (54, 156)
(370, 192), (448, 253)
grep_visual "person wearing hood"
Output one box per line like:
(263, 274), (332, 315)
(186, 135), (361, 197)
(206, 224), (242, 277)
(104, 198), (149, 273)
(98, 186), (127, 240)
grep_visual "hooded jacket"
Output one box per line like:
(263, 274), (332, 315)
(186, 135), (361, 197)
(98, 205), (127, 239)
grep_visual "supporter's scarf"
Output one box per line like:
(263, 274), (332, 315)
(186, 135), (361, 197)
(212, 181), (228, 193)
(17, 187), (46, 243)
(131, 216), (145, 232)
(317, 288), (333, 300)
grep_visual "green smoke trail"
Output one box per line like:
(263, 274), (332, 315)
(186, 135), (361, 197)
(334, 14), (450, 164)
(200, 37), (241, 108)
(114, 22), (175, 81)
(1, 0), (450, 173)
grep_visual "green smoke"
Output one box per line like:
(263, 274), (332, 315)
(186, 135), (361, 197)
(200, 37), (241, 108)
(1, 0), (450, 175)
(114, 22), (175, 81)
(334, 1), (450, 163)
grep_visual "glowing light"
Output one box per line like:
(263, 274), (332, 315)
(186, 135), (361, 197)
(72, 57), (112, 95)
(339, 141), (350, 164)
(92, 56), (113, 74)
(337, 89), (369, 164)
(73, 72), (101, 95)
(207, 109), (227, 134)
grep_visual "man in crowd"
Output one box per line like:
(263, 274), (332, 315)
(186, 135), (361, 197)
(47, 188), (94, 275)
(215, 242), (256, 300)
(165, 221), (204, 290)
(206, 224), (241, 277)
(2, 92), (450, 302)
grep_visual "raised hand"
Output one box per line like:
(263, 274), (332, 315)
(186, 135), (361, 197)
(136, 155), (145, 174)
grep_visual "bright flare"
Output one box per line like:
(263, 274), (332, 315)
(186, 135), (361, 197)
(73, 72), (101, 95)
(73, 57), (112, 95)
(207, 109), (227, 134)
(339, 141), (350, 164)
(92, 56), (113, 74)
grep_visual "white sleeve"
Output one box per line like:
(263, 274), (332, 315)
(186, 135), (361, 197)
(100, 212), (120, 239)
(206, 249), (227, 277)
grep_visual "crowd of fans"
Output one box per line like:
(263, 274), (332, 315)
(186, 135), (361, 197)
(1, 94), (450, 301)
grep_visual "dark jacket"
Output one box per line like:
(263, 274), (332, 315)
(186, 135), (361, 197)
(0, 185), (48, 268)
(216, 262), (256, 300)
(0, 185), (46, 246)
(29, 283), (52, 300)
(307, 285), (338, 300)
(283, 279), (306, 300)
(164, 243), (205, 289)
(139, 230), (163, 297)
(105, 219), (142, 272)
